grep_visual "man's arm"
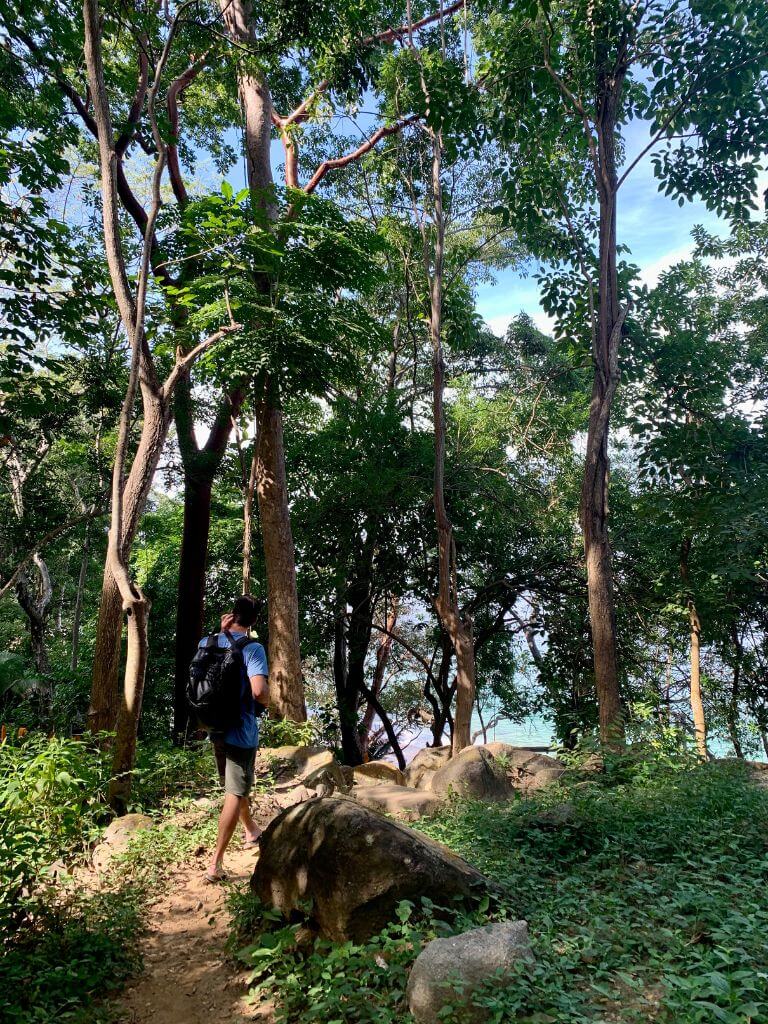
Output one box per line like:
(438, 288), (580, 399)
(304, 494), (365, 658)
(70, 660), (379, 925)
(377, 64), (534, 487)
(250, 674), (269, 704)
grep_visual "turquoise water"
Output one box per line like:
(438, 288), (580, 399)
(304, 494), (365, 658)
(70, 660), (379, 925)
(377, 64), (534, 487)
(474, 714), (555, 749)
(398, 713), (767, 762)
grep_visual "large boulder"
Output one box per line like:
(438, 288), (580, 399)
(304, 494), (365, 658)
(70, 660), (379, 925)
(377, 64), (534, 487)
(407, 920), (534, 1024)
(431, 746), (513, 802)
(352, 761), (406, 787)
(352, 783), (443, 822)
(259, 745), (348, 794)
(92, 813), (153, 872)
(482, 743), (564, 792)
(251, 797), (492, 941)
(405, 745), (452, 789)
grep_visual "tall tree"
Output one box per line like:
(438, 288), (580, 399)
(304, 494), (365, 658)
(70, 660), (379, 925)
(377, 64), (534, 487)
(478, 0), (768, 742)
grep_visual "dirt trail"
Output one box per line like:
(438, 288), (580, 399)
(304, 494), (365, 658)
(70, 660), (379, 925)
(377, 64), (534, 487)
(115, 824), (274, 1024)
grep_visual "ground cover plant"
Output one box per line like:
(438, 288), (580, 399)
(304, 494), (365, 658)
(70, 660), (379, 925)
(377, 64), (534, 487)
(233, 756), (768, 1024)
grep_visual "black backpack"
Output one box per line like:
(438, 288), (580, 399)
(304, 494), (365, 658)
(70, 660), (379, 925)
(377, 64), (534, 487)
(187, 630), (252, 732)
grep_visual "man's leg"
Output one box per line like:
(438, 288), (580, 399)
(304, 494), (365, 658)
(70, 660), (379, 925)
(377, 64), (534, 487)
(240, 797), (261, 843)
(208, 793), (241, 877)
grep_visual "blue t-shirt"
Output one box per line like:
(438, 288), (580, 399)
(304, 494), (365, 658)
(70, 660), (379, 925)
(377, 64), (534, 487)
(198, 631), (268, 748)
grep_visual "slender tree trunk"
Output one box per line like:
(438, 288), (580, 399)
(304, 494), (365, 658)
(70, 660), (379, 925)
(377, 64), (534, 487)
(427, 630), (454, 747)
(361, 597), (398, 757)
(688, 602), (707, 759)
(15, 555), (52, 676)
(71, 521), (92, 671)
(727, 622), (744, 758)
(333, 589), (363, 765)
(580, 88), (626, 746)
(680, 537), (707, 760)
(109, 598), (150, 812)
(172, 379), (243, 740)
(254, 387), (305, 720)
(242, 430), (258, 595)
(423, 132), (475, 756)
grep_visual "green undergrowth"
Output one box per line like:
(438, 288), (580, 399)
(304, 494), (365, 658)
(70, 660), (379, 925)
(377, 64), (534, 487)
(0, 731), (219, 1024)
(232, 756), (768, 1024)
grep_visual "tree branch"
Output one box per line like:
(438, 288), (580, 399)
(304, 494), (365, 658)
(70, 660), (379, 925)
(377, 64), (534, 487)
(162, 323), (242, 400)
(304, 114), (419, 194)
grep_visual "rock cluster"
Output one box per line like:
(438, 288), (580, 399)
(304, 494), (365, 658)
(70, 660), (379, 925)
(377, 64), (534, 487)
(349, 741), (565, 820)
(256, 740), (564, 820)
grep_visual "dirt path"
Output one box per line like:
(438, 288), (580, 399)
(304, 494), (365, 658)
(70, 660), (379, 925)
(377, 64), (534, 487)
(115, 820), (275, 1024)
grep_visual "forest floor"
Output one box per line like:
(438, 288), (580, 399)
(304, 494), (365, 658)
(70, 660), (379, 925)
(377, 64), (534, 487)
(113, 800), (276, 1024)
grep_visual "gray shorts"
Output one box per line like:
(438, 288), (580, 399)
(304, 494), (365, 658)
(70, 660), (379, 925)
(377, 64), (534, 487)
(213, 740), (256, 797)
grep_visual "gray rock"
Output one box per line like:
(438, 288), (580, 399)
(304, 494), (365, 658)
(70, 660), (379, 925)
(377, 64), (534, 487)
(481, 743), (565, 792)
(405, 746), (452, 789)
(352, 783), (444, 821)
(352, 761), (406, 787)
(431, 747), (513, 802)
(407, 920), (534, 1024)
(251, 796), (492, 941)
(93, 812), (154, 872)
(259, 745), (348, 794)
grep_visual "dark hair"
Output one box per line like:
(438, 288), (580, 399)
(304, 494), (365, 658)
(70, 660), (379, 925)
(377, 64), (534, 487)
(232, 594), (260, 627)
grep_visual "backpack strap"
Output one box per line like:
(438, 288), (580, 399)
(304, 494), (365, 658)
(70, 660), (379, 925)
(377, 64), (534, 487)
(205, 634), (218, 648)
(224, 630), (252, 652)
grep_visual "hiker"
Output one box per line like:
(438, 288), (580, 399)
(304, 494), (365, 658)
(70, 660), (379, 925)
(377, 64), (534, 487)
(190, 594), (269, 883)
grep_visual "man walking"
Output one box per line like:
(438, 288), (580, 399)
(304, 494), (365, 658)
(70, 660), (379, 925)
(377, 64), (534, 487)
(201, 595), (269, 882)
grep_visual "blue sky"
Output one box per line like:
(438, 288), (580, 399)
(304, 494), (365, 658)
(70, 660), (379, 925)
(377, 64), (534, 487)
(475, 118), (767, 336)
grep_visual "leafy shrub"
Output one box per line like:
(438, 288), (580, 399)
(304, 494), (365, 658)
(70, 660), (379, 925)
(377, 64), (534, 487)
(418, 760), (768, 1023)
(0, 732), (215, 933)
(130, 740), (218, 809)
(229, 895), (479, 1024)
(259, 714), (318, 749)
(0, 889), (142, 1023)
(0, 732), (111, 933)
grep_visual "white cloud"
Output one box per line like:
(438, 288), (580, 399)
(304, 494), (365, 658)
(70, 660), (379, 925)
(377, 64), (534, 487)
(635, 244), (694, 288)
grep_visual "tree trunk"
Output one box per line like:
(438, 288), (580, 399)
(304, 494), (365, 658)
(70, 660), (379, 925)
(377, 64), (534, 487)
(89, 391), (170, 734)
(254, 388), (305, 720)
(423, 131), (475, 757)
(333, 590), (363, 765)
(427, 628), (454, 746)
(680, 537), (707, 760)
(172, 378), (242, 740)
(15, 554), (52, 677)
(727, 622), (744, 758)
(688, 601), (707, 759)
(242, 429), (258, 595)
(71, 521), (91, 671)
(220, 0), (305, 721)
(109, 596), (150, 812)
(580, 86), (626, 746)
(361, 597), (398, 757)
(172, 472), (213, 740)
